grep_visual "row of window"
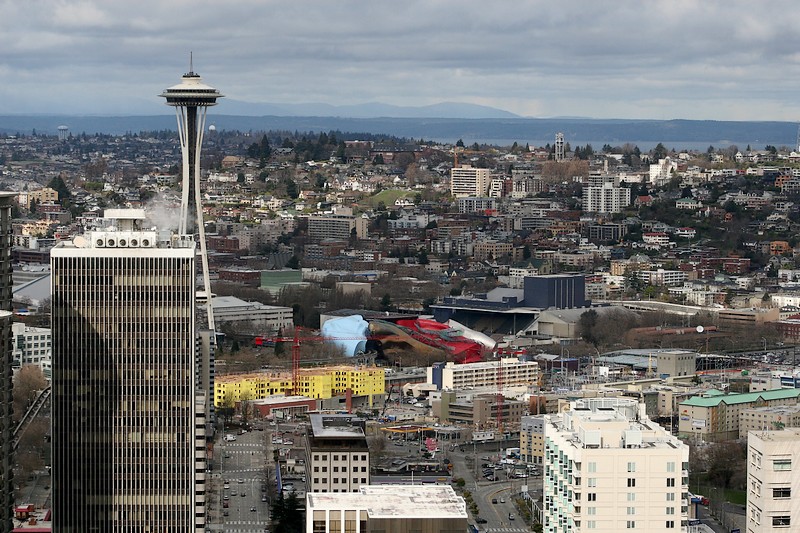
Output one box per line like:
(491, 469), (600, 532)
(582, 521), (677, 529)
(585, 507), (675, 516)
(313, 454), (368, 462)
(313, 466), (368, 473)
(584, 461), (678, 473)
(584, 492), (677, 502)
(312, 477), (367, 485)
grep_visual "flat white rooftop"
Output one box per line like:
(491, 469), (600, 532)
(306, 485), (467, 519)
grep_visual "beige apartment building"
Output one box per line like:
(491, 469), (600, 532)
(739, 405), (800, 438)
(520, 415), (545, 465)
(306, 414), (370, 494)
(746, 429), (800, 532)
(427, 358), (539, 391)
(678, 388), (800, 442)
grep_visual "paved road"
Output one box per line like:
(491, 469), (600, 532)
(212, 428), (273, 532)
(447, 446), (539, 530)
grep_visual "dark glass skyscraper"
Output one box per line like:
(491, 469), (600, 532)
(0, 193), (17, 533)
(51, 211), (204, 532)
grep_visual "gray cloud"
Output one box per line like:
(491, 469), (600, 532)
(0, 0), (798, 120)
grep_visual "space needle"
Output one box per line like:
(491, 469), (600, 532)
(160, 58), (223, 331)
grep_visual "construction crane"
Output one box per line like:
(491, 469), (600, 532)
(254, 328), (386, 394)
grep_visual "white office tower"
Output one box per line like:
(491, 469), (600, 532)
(51, 209), (207, 532)
(543, 398), (689, 533)
(746, 429), (800, 532)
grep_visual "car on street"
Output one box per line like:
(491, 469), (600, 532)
(492, 498), (497, 504)
(500, 498), (505, 503)
(223, 483), (230, 489)
(238, 479), (244, 484)
(251, 507), (257, 512)
(509, 513), (515, 520)
(261, 495), (268, 502)
(241, 492), (246, 497)
(231, 490), (237, 496)
(475, 518), (487, 524)
(223, 509), (229, 516)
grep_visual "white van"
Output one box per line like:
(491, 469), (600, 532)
(224, 434), (236, 442)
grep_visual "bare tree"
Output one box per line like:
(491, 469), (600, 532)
(12, 365), (47, 423)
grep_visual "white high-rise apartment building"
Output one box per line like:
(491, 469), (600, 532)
(649, 157), (678, 186)
(450, 164), (491, 198)
(543, 398), (689, 533)
(746, 428), (800, 532)
(582, 175), (631, 213)
(51, 210), (207, 532)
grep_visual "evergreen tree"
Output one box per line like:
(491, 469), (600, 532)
(271, 492), (303, 533)
(47, 175), (71, 201)
(285, 179), (299, 199)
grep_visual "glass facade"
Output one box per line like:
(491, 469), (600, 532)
(0, 193), (16, 533)
(52, 244), (197, 532)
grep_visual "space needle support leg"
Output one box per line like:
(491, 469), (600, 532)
(194, 106), (215, 333)
(175, 107), (190, 235)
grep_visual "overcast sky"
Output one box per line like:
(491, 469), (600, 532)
(2, 0), (799, 120)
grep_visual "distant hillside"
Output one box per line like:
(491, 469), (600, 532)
(221, 100), (520, 119)
(0, 115), (796, 149)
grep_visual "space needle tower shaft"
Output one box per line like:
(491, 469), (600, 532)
(160, 59), (223, 332)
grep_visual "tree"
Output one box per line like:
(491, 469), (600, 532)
(47, 175), (71, 201)
(652, 142), (668, 161)
(380, 293), (392, 312)
(285, 255), (300, 269)
(456, 139), (465, 148)
(12, 365), (47, 423)
(285, 179), (298, 199)
(577, 310), (599, 348)
(218, 392), (236, 424)
(271, 492), (303, 533)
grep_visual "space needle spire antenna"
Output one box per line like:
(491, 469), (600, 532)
(160, 60), (223, 332)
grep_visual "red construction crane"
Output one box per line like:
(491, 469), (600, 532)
(254, 328), (385, 394)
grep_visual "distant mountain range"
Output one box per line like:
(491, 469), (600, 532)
(220, 100), (521, 119)
(0, 112), (797, 150)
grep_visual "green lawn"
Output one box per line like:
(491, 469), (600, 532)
(360, 189), (415, 208)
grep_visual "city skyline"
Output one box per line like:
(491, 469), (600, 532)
(0, 1), (799, 121)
